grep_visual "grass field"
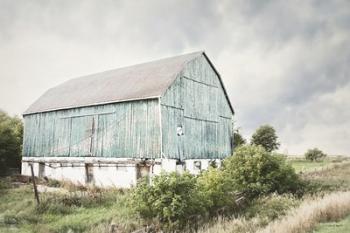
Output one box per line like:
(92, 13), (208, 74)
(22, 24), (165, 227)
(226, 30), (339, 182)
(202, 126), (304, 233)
(287, 155), (350, 173)
(1, 158), (349, 233)
(314, 214), (350, 233)
(288, 159), (331, 173)
(0, 179), (140, 233)
(302, 161), (350, 192)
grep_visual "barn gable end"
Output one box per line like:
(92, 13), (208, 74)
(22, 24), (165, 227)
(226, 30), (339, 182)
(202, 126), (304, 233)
(160, 53), (234, 160)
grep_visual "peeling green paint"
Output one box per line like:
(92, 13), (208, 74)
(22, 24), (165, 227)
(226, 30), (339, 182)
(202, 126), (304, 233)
(23, 99), (161, 158)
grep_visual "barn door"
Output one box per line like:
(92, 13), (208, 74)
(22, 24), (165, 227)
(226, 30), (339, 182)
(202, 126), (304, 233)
(94, 113), (118, 157)
(54, 118), (72, 156)
(70, 116), (95, 157)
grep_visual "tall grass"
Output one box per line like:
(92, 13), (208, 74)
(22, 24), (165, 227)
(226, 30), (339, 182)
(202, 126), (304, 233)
(198, 191), (350, 233)
(197, 194), (299, 233)
(257, 191), (350, 233)
(198, 216), (260, 233)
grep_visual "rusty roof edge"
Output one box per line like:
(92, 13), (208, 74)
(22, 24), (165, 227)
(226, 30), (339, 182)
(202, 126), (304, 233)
(22, 96), (161, 116)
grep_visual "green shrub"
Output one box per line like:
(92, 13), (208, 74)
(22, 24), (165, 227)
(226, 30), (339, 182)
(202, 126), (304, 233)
(130, 172), (208, 231)
(0, 178), (11, 190)
(223, 145), (303, 199)
(245, 193), (299, 222)
(130, 146), (305, 230)
(197, 167), (237, 214)
(305, 148), (327, 161)
(47, 179), (61, 187)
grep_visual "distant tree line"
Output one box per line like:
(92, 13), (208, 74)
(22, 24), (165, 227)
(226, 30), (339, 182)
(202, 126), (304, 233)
(234, 124), (327, 161)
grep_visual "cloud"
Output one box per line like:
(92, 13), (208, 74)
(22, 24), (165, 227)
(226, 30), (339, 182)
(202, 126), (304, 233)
(0, 0), (349, 154)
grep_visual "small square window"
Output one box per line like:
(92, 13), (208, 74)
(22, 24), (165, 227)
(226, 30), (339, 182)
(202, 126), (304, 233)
(85, 163), (94, 184)
(194, 161), (201, 170)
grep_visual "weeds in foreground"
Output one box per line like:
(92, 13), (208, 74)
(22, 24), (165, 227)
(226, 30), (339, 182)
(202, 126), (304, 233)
(197, 191), (350, 233)
(257, 191), (350, 233)
(197, 194), (300, 233)
(1, 158), (349, 233)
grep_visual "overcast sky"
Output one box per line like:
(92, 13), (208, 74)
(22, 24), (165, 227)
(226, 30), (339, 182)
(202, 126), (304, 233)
(1, 0), (349, 155)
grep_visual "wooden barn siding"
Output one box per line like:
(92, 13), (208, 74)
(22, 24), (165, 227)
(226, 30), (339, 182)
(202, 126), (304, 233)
(23, 99), (161, 158)
(161, 55), (233, 160)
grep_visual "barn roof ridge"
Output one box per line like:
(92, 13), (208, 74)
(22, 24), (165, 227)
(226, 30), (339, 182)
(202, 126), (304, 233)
(56, 51), (204, 86)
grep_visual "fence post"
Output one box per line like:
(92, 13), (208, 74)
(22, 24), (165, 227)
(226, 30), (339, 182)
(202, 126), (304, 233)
(29, 163), (40, 205)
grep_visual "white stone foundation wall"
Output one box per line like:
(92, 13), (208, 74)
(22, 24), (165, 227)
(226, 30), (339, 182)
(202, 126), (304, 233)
(21, 157), (222, 188)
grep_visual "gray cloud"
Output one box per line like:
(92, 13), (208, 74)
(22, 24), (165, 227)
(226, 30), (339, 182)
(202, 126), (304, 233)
(0, 0), (349, 155)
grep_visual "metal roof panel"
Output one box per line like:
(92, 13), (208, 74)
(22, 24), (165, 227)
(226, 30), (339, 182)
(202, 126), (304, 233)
(24, 51), (203, 115)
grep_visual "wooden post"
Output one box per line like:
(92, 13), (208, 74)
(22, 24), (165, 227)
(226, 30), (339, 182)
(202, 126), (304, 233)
(29, 163), (40, 205)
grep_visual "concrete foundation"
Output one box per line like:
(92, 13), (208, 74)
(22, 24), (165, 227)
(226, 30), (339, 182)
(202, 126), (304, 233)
(21, 157), (222, 188)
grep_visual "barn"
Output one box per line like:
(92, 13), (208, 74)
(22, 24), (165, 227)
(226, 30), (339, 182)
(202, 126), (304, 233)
(21, 51), (234, 188)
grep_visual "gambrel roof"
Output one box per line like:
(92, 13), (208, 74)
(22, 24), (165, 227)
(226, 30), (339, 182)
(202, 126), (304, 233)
(24, 51), (234, 115)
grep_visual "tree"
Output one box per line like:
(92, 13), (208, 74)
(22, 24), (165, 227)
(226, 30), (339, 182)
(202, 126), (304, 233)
(0, 110), (23, 176)
(223, 145), (302, 199)
(304, 148), (327, 162)
(233, 129), (246, 147)
(251, 125), (280, 152)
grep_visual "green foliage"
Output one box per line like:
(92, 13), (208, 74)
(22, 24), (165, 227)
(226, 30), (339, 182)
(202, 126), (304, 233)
(0, 110), (23, 176)
(130, 146), (306, 231)
(245, 193), (299, 222)
(223, 145), (302, 198)
(305, 148), (327, 161)
(47, 178), (61, 187)
(0, 178), (11, 190)
(197, 167), (236, 214)
(234, 130), (246, 147)
(130, 172), (207, 230)
(251, 124), (280, 152)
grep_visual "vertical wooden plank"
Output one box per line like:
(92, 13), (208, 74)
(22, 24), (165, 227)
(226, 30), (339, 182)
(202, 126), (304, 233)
(161, 54), (233, 160)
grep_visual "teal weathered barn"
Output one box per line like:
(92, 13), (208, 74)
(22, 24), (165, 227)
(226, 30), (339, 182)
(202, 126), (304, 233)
(22, 51), (234, 187)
